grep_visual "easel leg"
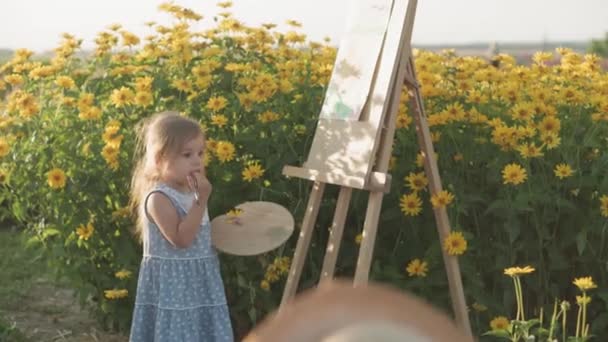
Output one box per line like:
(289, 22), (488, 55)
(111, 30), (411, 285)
(280, 181), (326, 309)
(407, 56), (473, 337)
(351, 48), (406, 287)
(353, 191), (384, 286)
(320, 186), (352, 282)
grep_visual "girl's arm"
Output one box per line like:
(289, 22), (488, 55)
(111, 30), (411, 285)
(147, 176), (212, 248)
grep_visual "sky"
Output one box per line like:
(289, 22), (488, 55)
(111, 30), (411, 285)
(1, 0), (607, 52)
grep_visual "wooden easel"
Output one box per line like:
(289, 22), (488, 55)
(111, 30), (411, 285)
(279, 0), (473, 338)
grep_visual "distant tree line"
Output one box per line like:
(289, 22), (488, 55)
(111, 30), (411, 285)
(589, 32), (608, 57)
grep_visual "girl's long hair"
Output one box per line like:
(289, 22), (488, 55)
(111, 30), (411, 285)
(129, 111), (203, 241)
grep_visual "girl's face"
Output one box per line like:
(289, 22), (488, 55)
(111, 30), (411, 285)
(159, 134), (205, 189)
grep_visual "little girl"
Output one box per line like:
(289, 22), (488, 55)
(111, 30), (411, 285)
(128, 111), (233, 341)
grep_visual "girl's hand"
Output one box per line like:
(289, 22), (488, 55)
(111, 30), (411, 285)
(187, 171), (212, 205)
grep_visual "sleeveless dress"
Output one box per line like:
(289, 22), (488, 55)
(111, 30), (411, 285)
(129, 183), (233, 341)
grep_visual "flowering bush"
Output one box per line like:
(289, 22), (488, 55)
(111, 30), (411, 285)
(1, 2), (606, 338)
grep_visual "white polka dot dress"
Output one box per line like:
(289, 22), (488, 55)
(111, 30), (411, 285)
(129, 183), (234, 342)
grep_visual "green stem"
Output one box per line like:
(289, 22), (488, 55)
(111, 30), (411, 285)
(517, 276), (525, 321)
(513, 276), (522, 321)
(548, 300), (558, 340)
(562, 304), (567, 342)
(582, 292), (588, 338)
(576, 302), (582, 338)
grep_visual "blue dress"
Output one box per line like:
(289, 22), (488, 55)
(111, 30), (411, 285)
(129, 183), (234, 341)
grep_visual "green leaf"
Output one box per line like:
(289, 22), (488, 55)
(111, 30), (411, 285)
(482, 329), (511, 339)
(25, 235), (42, 247)
(575, 230), (587, 256)
(504, 220), (521, 244)
(483, 199), (510, 217)
(42, 228), (61, 239)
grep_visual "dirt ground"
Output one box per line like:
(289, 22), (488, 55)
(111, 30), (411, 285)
(0, 228), (128, 342)
(1, 278), (128, 342)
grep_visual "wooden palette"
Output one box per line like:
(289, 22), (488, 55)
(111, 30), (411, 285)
(211, 201), (295, 256)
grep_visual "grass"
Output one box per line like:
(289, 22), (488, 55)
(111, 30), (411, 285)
(0, 316), (27, 342)
(0, 227), (54, 308)
(0, 227), (54, 342)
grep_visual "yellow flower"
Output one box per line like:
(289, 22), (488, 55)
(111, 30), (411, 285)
(78, 106), (102, 120)
(111, 207), (130, 220)
(502, 163), (527, 185)
(206, 96), (228, 112)
(444, 102), (466, 121)
(355, 233), (362, 245)
(517, 143), (544, 159)
(227, 208), (242, 218)
(120, 30), (140, 46)
(217, 1), (233, 8)
(416, 152), (426, 167)
(0, 138), (10, 157)
(258, 110), (280, 123)
(5, 74), (24, 86)
(573, 276), (597, 291)
(76, 222), (94, 240)
(226, 208), (242, 224)
(264, 256), (291, 283)
(554, 163), (574, 179)
(396, 114), (412, 129)
(399, 193), (422, 216)
(55, 76), (76, 89)
(541, 132), (561, 150)
(107, 23), (122, 31)
(134, 76), (153, 92)
(102, 144), (120, 162)
(172, 79), (192, 93)
(443, 231), (467, 256)
(214, 141), (235, 163)
(286, 19), (302, 27)
(110, 87), (134, 107)
(242, 162), (265, 182)
(490, 316), (510, 331)
(533, 51), (553, 64)
(504, 266), (535, 277)
(430, 190), (455, 208)
(210, 114), (228, 128)
(510, 102), (535, 121)
(576, 294), (591, 305)
(134, 91), (153, 107)
(404, 172), (428, 192)
(276, 256), (291, 274)
(47, 168), (67, 189)
(78, 92), (95, 110)
(102, 121), (123, 146)
(260, 280), (270, 291)
(104, 289), (128, 300)
(539, 116), (561, 135)
(600, 195), (608, 217)
(115, 269), (132, 279)
(15, 92), (39, 118)
(406, 259), (428, 277)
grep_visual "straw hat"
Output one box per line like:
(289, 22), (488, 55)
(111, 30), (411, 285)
(211, 201), (294, 256)
(243, 279), (472, 342)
